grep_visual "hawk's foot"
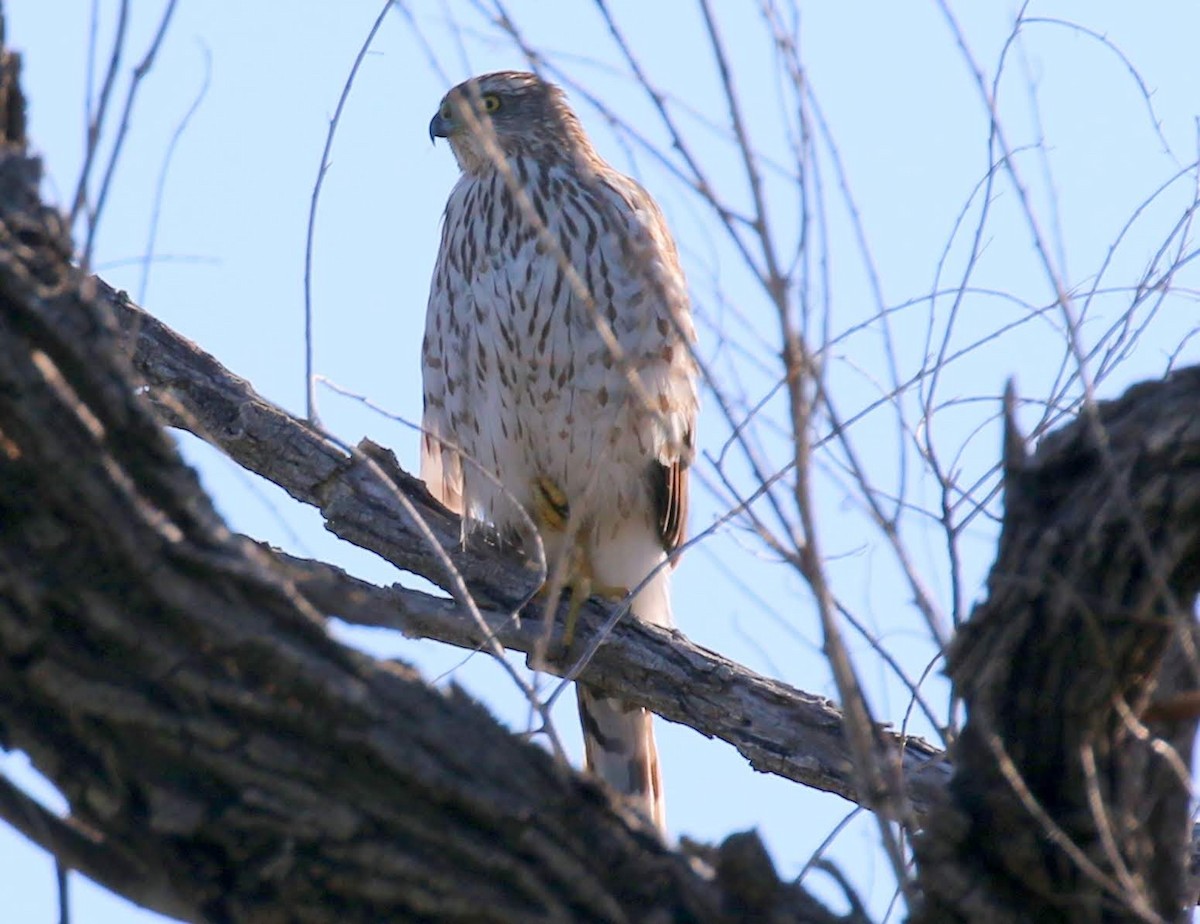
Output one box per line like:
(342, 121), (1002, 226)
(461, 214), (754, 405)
(535, 565), (630, 647)
(559, 543), (629, 648)
(529, 476), (629, 645)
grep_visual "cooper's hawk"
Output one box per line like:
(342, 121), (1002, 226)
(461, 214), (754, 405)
(421, 71), (697, 832)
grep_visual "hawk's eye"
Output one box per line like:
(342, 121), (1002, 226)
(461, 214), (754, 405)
(440, 102), (452, 120)
(481, 93), (502, 114)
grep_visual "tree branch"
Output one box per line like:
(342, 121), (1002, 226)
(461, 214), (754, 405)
(105, 279), (952, 817)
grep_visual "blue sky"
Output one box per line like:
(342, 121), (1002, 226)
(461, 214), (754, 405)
(4, 2), (1199, 921)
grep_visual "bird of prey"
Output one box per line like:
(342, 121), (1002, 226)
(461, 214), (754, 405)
(421, 71), (697, 832)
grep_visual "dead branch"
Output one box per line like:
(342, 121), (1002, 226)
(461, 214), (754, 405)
(105, 276), (951, 817)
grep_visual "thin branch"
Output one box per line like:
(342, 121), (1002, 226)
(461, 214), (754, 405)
(137, 42), (210, 305)
(303, 0), (393, 424)
(70, 0), (128, 231)
(82, 0), (179, 268)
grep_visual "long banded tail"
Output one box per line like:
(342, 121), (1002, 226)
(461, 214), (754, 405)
(577, 684), (665, 831)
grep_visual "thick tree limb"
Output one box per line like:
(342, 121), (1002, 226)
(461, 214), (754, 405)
(0, 771), (187, 919)
(912, 380), (1200, 922)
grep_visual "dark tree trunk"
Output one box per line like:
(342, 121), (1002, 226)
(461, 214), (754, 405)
(912, 382), (1200, 923)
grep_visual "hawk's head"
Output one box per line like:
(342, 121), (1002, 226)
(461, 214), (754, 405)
(429, 71), (591, 174)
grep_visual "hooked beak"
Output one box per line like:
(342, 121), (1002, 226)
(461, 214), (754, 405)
(429, 111), (453, 143)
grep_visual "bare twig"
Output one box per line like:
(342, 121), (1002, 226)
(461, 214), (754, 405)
(82, 0), (180, 268)
(137, 42), (210, 305)
(70, 0), (129, 232)
(303, 0), (393, 425)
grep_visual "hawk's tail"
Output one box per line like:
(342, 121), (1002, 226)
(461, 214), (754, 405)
(576, 684), (665, 831)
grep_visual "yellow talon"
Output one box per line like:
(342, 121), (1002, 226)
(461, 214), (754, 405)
(559, 575), (630, 646)
(532, 474), (570, 532)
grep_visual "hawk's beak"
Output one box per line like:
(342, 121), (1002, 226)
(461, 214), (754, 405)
(429, 111), (452, 143)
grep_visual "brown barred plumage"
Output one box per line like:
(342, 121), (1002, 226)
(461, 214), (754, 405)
(421, 71), (697, 832)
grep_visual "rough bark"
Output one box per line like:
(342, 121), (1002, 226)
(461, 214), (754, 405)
(911, 384), (1200, 923)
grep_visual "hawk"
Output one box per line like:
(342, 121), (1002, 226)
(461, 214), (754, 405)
(421, 71), (697, 832)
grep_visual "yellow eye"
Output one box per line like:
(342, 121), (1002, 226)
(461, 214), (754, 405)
(482, 93), (501, 113)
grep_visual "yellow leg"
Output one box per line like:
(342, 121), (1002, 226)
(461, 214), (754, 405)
(560, 533), (630, 646)
(530, 475), (627, 646)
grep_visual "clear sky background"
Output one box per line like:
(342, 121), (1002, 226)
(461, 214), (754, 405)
(3, 2), (1199, 921)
